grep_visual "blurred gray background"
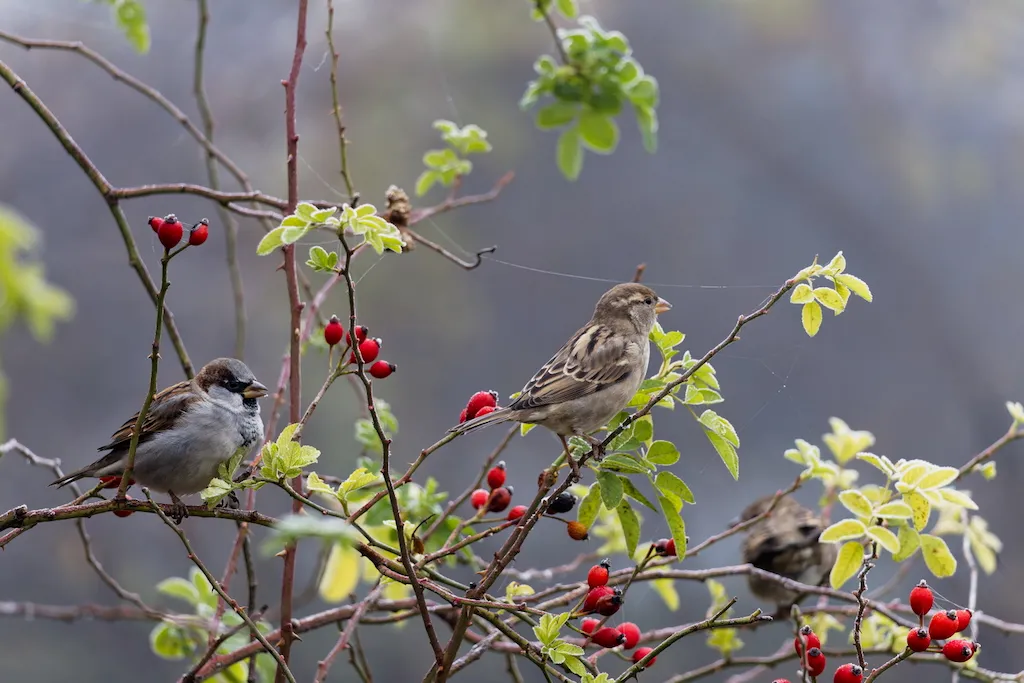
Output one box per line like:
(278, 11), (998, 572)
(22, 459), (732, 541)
(2, 0), (1022, 681)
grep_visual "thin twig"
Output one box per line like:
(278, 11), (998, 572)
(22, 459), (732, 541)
(314, 585), (383, 683)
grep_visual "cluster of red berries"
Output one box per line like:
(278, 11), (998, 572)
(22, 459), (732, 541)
(788, 625), (833, 678)
(457, 390), (501, 424)
(323, 318), (395, 379)
(905, 580), (979, 663)
(148, 214), (209, 250)
(577, 561), (655, 667)
(470, 461), (522, 518)
(775, 581), (980, 683)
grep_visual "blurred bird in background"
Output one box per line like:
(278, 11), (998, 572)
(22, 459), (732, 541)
(732, 494), (837, 613)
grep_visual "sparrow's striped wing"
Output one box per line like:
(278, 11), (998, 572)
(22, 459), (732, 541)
(99, 380), (201, 452)
(508, 322), (641, 411)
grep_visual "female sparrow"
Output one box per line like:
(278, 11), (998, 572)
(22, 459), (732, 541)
(732, 494), (837, 613)
(51, 358), (267, 522)
(448, 283), (671, 471)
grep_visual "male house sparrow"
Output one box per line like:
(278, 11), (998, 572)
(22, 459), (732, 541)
(51, 358), (267, 521)
(448, 283), (671, 469)
(732, 495), (837, 613)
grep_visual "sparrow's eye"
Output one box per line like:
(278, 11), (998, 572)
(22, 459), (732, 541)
(226, 379), (249, 393)
(644, 297), (653, 305)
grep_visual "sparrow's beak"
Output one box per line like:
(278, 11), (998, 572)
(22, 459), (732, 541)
(243, 381), (269, 399)
(654, 297), (672, 315)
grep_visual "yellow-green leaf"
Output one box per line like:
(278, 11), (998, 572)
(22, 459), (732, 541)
(802, 301), (823, 336)
(838, 490), (873, 519)
(616, 500), (640, 558)
(917, 467), (959, 490)
(938, 488), (978, 510)
(596, 470), (623, 509)
(904, 491), (931, 531)
(790, 283), (815, 304)
(657, 494), (687, 559)
(919, 534), (957, 578)
(319, 542), (360, 602)
(813, 287), (846, 313)
(873, 501), (913, 519)
(899, 463), (928, 487)
(893, 524), (920, 562)
(823, 251), (847, 275)
(820, 518), (867, 543)
(866, 525), (900, 554)
(578, 482), (602, 529)
(650, 578), (678, 611)
(830, 540), (864, 589)
(834, 273), (873, 302)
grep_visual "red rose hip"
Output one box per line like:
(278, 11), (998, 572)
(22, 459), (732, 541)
(580, 617), (600, 635)
(591, 626), (625, 648)
(587, 559), (611, 588)
(157, 216), (183, 249)
(804, 648), (827, 677)
(369, 361), (396, 379)
(487, 487), (512, 513)
(632, 647), (656, 667)
(955, 609), (972, 633)
(794, 625), (821, 656)
(345, 325), (369, 345)
(942, 639), (977, 663)
(909, 580), (934, 617)
(487, 462), (507, 489)
(907, 627), (931, 652)
(148, 216), (164, 233)
(618, 621), (641, 649)
(324, 316), (344, 347)
(582, 586), (614, 613)
(507, 505), (527, 521)
(188, 219), (209, 246)
(833, 663), (863, 683)
(465, 390), (498, 419)
(470, 489), (489, 510)
(929, 610), (960, 640)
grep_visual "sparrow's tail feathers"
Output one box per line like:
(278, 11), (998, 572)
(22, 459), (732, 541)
(447, 407), (513, 436)
(49, 453), (123, 488)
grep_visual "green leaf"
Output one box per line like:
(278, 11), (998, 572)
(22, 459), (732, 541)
(415, 170), (438, 197)
(264, 514), (359, 554)
(556, 127), (584, 180)
(904, 491), (931, 530)
(704, 431), (738, 480)
(834, 273), (873, 302)
(647, 440), (679, 466)
(256, 226), (286, 256)
(149, 622), (190, 660)
(657, 494), (687, 558)
(920, 534), (957, 578)
(819, 518), (867, 543)
(596, 470), (623, 509)
(578, 109), (619, 153)
(838, 490), (873, 518)
(627, 75), (659, 108)
(534, 612), (571, 646)
(536, 101), (579, 130)
(866, 525), (900, 554)
(699, 410), (739, 447)
(635, 105), (658, 153)
(790, 283), (815, 304)
(338, 467), (379, 502)
(893, 524), (920, 562)
(616, 499), (640, 557)
(319, 542), (360, 602)
(802, 300), (823, 336)
(873, 501), (913, 519)
(563, 655), (587, 676)
(917, 467), (959, 490)
(199, 477), (235, 507)
(155, 577), (200, 606)
(305, 472), (337, 498)
(555, 0), (579, 18)
(598, 453), (651, 473)
(829, 540), (864, 589)
(577, 482), (602, 528)
(620, 476), (657, 511)
(650, 577), (679, 610)
(112, 0), (150, 53)
(655, 471), (694, 508)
